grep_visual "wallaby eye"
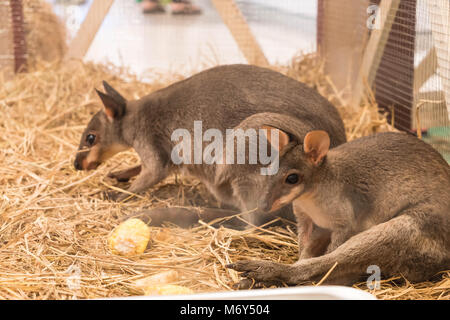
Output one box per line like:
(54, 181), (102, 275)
(285, 174), (299, 185)
(86, 134), (96, 145)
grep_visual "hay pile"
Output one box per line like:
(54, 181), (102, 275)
(23, 0), (67, 65)
(0, 55), (448, 300)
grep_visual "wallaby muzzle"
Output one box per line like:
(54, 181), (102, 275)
(74, 150), (100, 171)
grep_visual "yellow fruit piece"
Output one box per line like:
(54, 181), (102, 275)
(135, 270), (179, 290)
(108, 218), (151, 256)
(143, 284), (193, 296)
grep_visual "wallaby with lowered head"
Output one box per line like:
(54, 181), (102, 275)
(225, 119), (450, 286)
(74, 64), (347, 226)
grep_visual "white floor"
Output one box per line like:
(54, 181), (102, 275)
(49, 0), (317, 78)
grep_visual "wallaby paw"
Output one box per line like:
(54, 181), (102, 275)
(102, 190), (125, 202)
(227, 260), (290, 283)
(233, 278), (283, 290)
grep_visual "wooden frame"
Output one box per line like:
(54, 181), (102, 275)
(211, 0), (268, 67)
(414, 47), (438, 93)
(65, 0), (114, 60)
(317, 0), (370, 95)
(351, 0), (401, 107)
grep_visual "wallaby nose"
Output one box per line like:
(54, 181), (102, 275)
(74, 159), (82, 171)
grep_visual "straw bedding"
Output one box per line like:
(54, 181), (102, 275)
(0, 54), (448, 299)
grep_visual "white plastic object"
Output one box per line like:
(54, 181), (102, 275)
(113, 286), (375, 300)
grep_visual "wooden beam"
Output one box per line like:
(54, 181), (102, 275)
(65, 0), (114, 60)
(427, 0), (450, 120)
(414, 47), (438, 92)
(352, 0), (401, 107)
(416, 90), (445, 102)
(317, 0), (370, 94)
(211, 0), (268, 67)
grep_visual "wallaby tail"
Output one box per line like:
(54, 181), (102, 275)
(127, 207), (241, 228)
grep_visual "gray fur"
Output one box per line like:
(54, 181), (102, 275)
(228, 132), (450, 285)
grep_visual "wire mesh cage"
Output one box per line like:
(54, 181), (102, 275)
(317, 0), (449, 161)
(415, 0), (450, 161)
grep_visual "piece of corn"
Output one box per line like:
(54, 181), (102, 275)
(143, 284), (193, 296)
(108, 218), (151, 256)
(135, 270), (179, 290)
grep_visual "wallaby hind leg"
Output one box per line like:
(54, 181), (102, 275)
(128, 207), (242, 228)
(108, 165), (142, 182)
(228, 212), (449, 286)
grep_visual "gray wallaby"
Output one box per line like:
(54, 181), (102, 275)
(226, 125), (450, 286)
(74, 64), (346, 226)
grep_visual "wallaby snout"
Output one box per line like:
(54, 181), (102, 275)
(74, 159), (82, 171)
(74, 150), (100, 171)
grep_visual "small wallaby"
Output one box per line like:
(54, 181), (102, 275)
(74, 64), (347, 226)
(227, 128), (450, 286)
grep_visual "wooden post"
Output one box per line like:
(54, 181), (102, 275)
(211, 0), (268, 67)
(317, 0), (370, 96)
(414, 47), (438, 93)
(65, 0), (115, 60)
(351, 0), (401, 107)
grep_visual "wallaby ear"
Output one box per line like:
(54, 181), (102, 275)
(95, 88), (126, 122)
(103, 81), (126, 105)
(261, 125), (290, 152)
(303, 130), (330, 165)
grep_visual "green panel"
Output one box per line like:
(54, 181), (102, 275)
(424, 126), (450, 163)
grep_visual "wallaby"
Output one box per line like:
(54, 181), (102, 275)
(74, 64), (346, 226)
(226, 125), (450, 286)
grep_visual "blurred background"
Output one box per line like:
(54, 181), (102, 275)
(49, 0), (317, 75)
